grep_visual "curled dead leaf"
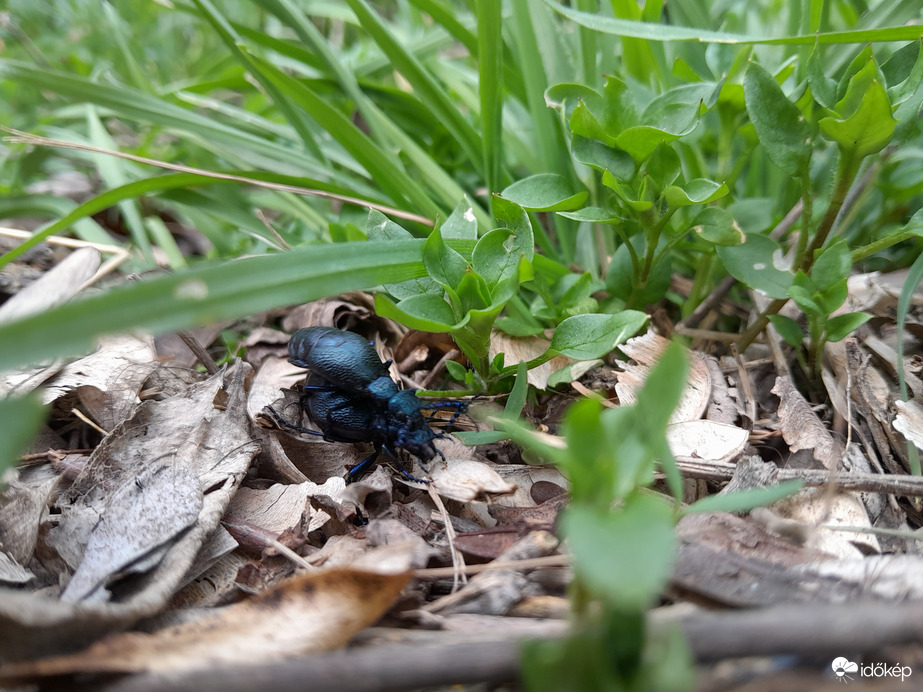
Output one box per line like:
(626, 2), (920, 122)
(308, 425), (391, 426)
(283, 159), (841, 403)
(428, 459), (517, 502)
(0, 567), (412, 679)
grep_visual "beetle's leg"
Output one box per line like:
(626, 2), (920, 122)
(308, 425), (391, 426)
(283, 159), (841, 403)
(394, 465), (430, 483)
(381, 444), (430, 484)
(422, 401), (468, 429)
(266, 405), (324, 437)
(346, 447), (381, 483)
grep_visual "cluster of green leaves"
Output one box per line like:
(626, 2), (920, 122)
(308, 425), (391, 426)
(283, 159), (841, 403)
(501, 343), (802, 689)
(369, 197), (647, 387)
(724, 49), (923, 363)
(769, 240), (871, 375)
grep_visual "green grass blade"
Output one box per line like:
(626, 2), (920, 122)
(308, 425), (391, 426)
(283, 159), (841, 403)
(477, 0), (504, 194)
(510, 0), (570, 176)
(191, 0), (326, 161)
(0, 394), (46, 492)
(0, 169), (418, 270)
(0, 240), (428, 372)
(546, 0), (923, 44)
(252, 0), (487, 226)
(0, 60), (330, 179)
(344, 0), (484, 171)
(85, 106), (156, 265)
(240, 49), (443, 220)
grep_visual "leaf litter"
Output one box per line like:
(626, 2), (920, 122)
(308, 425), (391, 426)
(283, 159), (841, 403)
(2, 254), (923, 688)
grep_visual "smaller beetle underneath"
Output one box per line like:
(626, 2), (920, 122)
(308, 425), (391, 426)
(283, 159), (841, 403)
(273, 326), (468, 483)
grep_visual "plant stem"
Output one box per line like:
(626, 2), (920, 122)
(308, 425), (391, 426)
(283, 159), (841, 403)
(799, 151), (861, 270)
(737, 149), (862, 352)
(639, 207), (676, 285)
(793, 163), (813, 268)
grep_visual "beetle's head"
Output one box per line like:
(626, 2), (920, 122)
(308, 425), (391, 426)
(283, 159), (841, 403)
(398, 426), (439, 462)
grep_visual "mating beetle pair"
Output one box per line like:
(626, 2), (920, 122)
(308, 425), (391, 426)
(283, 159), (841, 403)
(276, 326), (467, 482)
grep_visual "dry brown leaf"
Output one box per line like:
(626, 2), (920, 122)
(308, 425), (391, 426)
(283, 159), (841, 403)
(491, 465), (568, 511)
(0, 473), (58, 568)
(770, 376), (843, 470)
(845, 268), (923, 317)
(61, 462), (203, 602)
(488, 331), (575, 390)
(226, 483), (313, 536)
(423, 530), (558, 615)
(0, 567), (411, 679)
(667, 420), (749, 464)
(428, 458), (516, 503)
(894, 399), (923, 454)
(770, 488), (879, 558)
(616, 332), (711, 423)
(0, 246), (99, 325)
(0, 361), (258, 661)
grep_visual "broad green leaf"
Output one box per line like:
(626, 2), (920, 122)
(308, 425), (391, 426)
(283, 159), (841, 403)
(642, 143), (682, 191)
(424, 227), (469, 289)
(456, 271), (493, 314)
(663, 178), (729, 207)
(716, 233), (793, 300)
(826, 312), (873, 342)
(684, 480), (805, 514)
(606, 238), (672, 305)
(374, 293), (459, 332)
(472, 229), (518, 292)
(557, 207), (623, 223)
(369, 211), (442, 300)
(692, 207), (744, 246)
(440, 198), (479, 242)
(788, 271), (824, 316)
(563, 496), (676, 609)
(615, 123), (695, 163)
(810, 239), (852, 290)
(495, 315), (546, 337)
(816, 279), (849, 315)
(571, 136), (635, 180)
(743, 62), (811, 176)
(882, 41), (922, 95)
(501, 174), (589, 212)
(807, 47), (837, 110)
(768, 314), (804, 347)
(550, 312), (648, 359)
(727, 198), (778, 234)
(602, 171), (654, 211)
(559, 272), (600, 316)
(819, 67), (896, 157)
(482, 198), (535, 289)
(562, 398), (610, 500)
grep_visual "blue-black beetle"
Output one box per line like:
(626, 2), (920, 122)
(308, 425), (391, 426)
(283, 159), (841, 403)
(275, 327), (467, 482)
(288, 327), (399, 404)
